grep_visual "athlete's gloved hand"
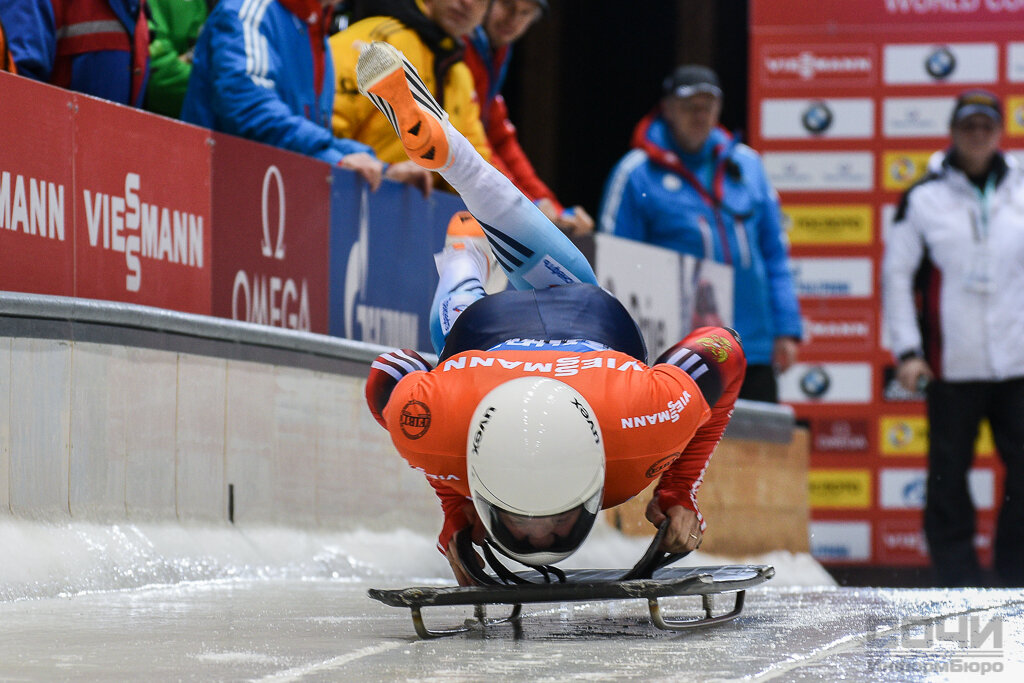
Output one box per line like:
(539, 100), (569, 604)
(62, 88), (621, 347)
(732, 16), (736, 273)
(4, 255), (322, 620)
(645, 498), (702, 553)
(444, 503), (486, 586)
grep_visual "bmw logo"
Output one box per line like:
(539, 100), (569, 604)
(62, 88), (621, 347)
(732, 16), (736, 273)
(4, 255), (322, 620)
(801, 101), (833, 135)
(925, 46), (956, 80)
(800, 366), (831, 398)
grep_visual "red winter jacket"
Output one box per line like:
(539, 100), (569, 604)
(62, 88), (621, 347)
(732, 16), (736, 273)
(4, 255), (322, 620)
(463, 28), (562, 211)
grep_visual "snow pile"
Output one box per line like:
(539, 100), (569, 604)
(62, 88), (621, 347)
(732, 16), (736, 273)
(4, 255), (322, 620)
(0, 516), (833, 602)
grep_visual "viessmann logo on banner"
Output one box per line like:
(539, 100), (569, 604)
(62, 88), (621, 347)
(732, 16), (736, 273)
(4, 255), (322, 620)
(0, 72), (75, 297)
(876, 518), (929, 563)
(760, 45), (875, 86)
(74, 95), (212, 313)
(801, 306), (875, 354)
(211, 134), (330, 333)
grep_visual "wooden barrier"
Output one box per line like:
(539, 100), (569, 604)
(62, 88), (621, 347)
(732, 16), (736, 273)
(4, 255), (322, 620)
(606, 428), (810, 556)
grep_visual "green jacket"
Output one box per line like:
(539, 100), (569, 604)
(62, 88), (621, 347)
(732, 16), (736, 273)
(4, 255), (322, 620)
(145, 0), (212, 118)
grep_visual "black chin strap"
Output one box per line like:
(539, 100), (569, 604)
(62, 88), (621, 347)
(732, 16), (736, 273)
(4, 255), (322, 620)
(454, 521), (688, 585)
(454, 531), (567, 585)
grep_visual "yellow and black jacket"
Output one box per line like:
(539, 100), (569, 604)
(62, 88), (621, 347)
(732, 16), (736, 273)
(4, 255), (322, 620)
(330, 0), (490, 167)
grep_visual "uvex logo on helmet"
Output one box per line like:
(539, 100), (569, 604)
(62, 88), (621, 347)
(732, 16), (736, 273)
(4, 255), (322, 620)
(571, 397), (600, 444)
(470, 405), (496, 455)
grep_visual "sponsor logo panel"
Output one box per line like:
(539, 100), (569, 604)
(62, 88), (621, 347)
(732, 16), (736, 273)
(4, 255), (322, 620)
(760, 99), (874, 139)
(763, 152), (874, 192)
(879, 415), (928, 456)
(876, 518), (929, 565)
(791, 257), (873, 297)
(1008, 42), (1024, 82)
(760, 45), (876, 87)
(212, 134), (330, 333)
(809, 469), (872, 508)
(784, 205), (873, 246)
(879, 467), (995, 510)
(1007, 96), (1024, 136)
(0, 75), (75, 296)
(882, 151), (934, 191)
(879, 414), (995, 456)
(883, 43), (998, 85)
(809, 520), (872, 562)
(779, 362), (873, 404)
(883, 97), (956, 138)
(800, 305), (875, 355)
(74, 96), (212, 312)
(811, 418), (871, 454)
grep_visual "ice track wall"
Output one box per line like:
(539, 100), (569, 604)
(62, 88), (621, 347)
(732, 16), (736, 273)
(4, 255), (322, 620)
(0, 294), (441, 532)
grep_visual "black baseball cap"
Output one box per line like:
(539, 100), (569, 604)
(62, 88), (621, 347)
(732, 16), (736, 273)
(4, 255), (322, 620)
(950, 89), (1002, 126)
(662, 65), (722, 99)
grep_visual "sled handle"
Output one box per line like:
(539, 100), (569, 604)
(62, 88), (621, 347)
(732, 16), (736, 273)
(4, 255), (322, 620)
(620, 520), (690, 580)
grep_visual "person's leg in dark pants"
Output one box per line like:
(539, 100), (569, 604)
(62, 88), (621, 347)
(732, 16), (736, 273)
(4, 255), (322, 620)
(987, 377), (1024, 586)
(924, 380), (986, 586)
(738, 364), (778, 403)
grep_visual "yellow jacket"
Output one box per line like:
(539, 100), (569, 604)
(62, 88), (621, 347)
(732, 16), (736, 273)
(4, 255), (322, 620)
(330, 6), (491, 167)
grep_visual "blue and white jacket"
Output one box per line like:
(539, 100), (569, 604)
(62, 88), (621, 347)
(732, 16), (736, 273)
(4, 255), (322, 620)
(182, 0), (372, 164)
(599, 112), (802, 365)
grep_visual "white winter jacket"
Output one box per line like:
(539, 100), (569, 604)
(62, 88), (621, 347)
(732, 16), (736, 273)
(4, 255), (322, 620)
(883, 150), (1024, 382)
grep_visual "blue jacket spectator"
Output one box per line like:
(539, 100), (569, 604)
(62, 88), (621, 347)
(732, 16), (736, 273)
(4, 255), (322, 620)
(0, 0), (149, 106)
(600, 65), (801, 402)
(182, 0), (374, 168)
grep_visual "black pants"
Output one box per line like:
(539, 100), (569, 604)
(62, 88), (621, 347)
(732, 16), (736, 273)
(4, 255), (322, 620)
(738, 364), (778, 403)
(924, 377), (1024, 586)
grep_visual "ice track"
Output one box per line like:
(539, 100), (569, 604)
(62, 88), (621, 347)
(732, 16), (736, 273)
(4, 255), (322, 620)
(1, 521), (1022, 681)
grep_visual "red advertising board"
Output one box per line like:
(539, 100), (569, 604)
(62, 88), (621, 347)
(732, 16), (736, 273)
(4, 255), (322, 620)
(751, 0), (1024, 566)
(210, 134), (331, 334)
(73, 95), (212, 313)
(0, 72), (75, 296)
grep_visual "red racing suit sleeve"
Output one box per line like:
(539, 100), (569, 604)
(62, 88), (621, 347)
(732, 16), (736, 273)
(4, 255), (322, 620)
(651, 327), (747, 531)
(365, 349), (432, 428)
(430, 479), (473, 554)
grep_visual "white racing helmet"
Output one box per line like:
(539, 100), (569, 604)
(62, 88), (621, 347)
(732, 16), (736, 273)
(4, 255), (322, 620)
(466, 377), (605, 566)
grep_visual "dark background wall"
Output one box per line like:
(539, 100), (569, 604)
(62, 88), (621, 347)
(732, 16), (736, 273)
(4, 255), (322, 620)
(504, 0), (749, 213)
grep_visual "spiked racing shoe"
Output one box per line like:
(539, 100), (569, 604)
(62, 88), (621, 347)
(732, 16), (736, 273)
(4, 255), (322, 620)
(356, 41), (452, 171)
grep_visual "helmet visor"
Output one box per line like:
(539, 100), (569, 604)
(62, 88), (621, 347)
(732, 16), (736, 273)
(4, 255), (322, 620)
(480, 488), (602, 565)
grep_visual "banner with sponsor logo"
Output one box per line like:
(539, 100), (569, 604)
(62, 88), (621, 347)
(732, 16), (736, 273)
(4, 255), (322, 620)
(211, 134), (329, 333)
(328, 170), (457, 351)
(0, 72), (212, 312)
(751, 1), (1024, 567)
(0, 73), (75, 296)
(73, 94), (212, 312)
